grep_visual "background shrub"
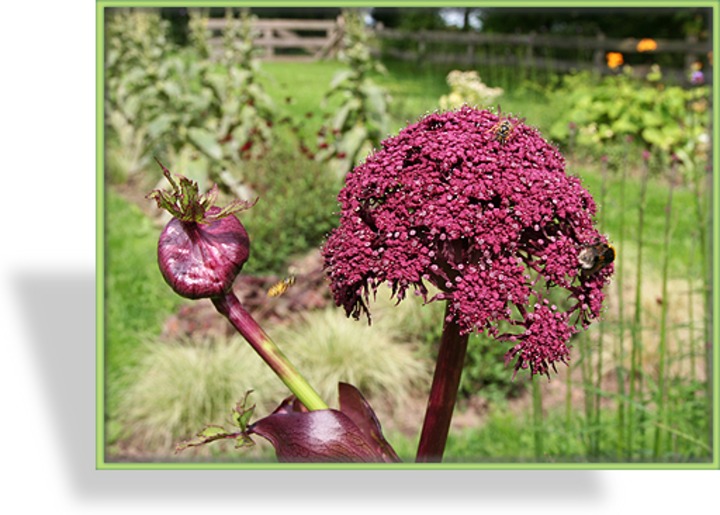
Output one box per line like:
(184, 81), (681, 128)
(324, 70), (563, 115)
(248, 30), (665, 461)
(240, 145), (341, 274)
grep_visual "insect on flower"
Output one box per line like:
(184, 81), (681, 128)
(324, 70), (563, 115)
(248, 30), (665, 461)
(577, 241), (615, 277)
(486, 106), (525, 145)
(267, 275), (296, 297)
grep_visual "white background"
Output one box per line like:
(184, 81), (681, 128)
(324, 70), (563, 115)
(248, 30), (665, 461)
(1, 1), (716, 513)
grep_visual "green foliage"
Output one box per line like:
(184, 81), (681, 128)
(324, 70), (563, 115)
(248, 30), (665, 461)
(375, 59), (452, 130)
(577, 160), (701, 277)
(194, 10), (277, 160)
(460, 333), (526, 403)
(104, 191), (184, 421)
(480, 9), (708, 43)
(182, 9), (280, 198)
(106, 8), (280, 198)
(316, 9), (391, 178)
(240, 146), (340, 274)
(548, 69), (710, 168)
(371, 7), (446, 31)
(440, 395), (712, 462)
(105, 9), (182, 178)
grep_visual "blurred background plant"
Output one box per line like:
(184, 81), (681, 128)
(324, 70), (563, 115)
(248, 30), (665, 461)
(106, 8), (284, 201)
(438, 70), (503, 110)
(105, 9), (198, 182)
(548, 66), (711, 177)
(314, 8), (391, 178)
(183, 8), (278, 199)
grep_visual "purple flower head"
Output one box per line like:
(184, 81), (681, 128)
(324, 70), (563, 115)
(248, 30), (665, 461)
(322, 107), (613, 377)
(691, 70), (704, 85)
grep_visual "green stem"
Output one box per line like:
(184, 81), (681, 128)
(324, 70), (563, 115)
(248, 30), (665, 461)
(615, 145), (628, 458)
(416, 301), (469, 463)
(531, 377), (544, 460)
(580, 332), (594, 455)
(652, 163), (675, 458)
(212, 291), (328, 411)
(593, 156), (609, 458)
(687, 236), (697, 383)
(627, 151), (650, 458)
(564, 357), (572, 447)
(691, 160), (712, 414)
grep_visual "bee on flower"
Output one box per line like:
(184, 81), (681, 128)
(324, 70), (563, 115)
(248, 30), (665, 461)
(486, 106), (525, 145)
(577, 241), (616, 278)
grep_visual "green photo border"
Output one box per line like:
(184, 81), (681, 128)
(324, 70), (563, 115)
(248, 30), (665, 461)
(96, 0), (720, 470)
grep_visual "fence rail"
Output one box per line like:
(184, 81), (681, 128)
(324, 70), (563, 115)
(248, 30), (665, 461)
(203, 18), (711, 83)
(373, 28), (712, 83)
(207, 17), (343, 60)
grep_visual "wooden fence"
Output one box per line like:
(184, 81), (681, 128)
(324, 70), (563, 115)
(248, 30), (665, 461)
(202, 17), (711, 83)
(206, 17), (344, 60)
(373, 28), (712, 83)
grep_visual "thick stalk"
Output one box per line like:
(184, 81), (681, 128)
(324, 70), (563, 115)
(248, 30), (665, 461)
(212, 291), (328, 411)
(416, 302), (470, 462)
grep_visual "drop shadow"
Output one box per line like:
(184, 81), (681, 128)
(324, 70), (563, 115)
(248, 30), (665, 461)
(15, 269), (602, 503)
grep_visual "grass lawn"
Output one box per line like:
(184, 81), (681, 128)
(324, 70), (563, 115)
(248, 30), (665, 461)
(104, 189), (187, 443)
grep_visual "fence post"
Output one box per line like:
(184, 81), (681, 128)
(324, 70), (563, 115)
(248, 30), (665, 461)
(593, 32), (606, 78)
(263, 27), (274, 58)
(526, 31), (536, 82)
(417, 30), (427, 65)
(685, 34), (698, 72)
(466, 41), (475, 65)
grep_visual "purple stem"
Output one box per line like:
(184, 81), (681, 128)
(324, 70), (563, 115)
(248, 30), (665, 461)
(416, 301), (470, 462)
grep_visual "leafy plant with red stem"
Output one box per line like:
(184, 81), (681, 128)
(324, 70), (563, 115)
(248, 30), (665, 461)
(147, 158), (399, 462)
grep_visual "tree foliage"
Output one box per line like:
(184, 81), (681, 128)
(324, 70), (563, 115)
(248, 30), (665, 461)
(479, 7), (709, 39)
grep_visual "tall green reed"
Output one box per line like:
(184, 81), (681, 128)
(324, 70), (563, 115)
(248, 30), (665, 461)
(531, 378), (544, 460)
(652, 158), (677, 458)
(613, 138), (631, 457)
(692, 168), (713, 416)
(591, 155), (610, 458)
(626, 150), (651, 458)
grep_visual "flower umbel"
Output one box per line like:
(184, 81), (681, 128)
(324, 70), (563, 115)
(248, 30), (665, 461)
(322, 106), (613, 378)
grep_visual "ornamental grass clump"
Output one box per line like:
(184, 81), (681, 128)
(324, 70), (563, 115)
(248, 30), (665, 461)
(322, 105), (614, 461)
